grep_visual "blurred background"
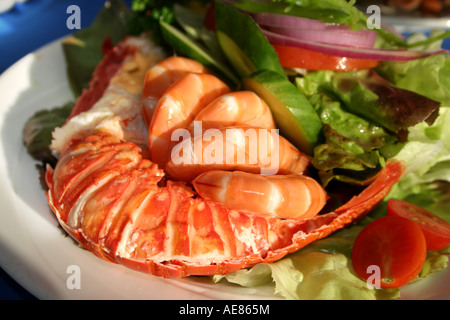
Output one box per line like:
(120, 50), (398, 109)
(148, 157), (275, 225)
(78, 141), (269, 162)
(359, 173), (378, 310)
(356, 0), (450, 17)
(355, 0), (450, 33)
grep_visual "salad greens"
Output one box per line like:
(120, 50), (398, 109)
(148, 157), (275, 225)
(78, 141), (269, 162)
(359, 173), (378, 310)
(21, 0), (450, 300)
(237, 0), (450, 49)
(386, 106), (450, 222)
(376, 30), (450, 222)
(295, 68), (440, 186)
(214, 221), (450, 300)
(232, 0), (352, 25)
(378, 30), (450, 105)
(215, 27), (450, 298)
(159, 3), (240, 85)
(214, 1), (286, 78)
(306, 93), (392, 186)
(320, 71), (440, 133)
(233, 0), (407, 47)
(22, 102), (73, 167)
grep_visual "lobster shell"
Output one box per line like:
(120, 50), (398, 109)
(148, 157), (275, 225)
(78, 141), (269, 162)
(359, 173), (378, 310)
(45, 131), (403, 278)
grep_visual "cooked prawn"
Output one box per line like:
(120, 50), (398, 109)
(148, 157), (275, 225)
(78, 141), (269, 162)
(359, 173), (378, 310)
(148, 72), (230, 167)
(165, 126), (310, 181)
(141, 56), (209, 125)
(189, 91), (276, 131)
(192, 170), (327, 220)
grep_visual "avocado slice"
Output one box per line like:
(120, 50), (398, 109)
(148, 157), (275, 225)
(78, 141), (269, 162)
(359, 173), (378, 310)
(215, 0), (286, 79)
(243, 70), (323, 155)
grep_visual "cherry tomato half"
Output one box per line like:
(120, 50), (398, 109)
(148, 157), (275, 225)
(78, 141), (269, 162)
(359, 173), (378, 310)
(272, 44), (380, 71)
(387, 199), (450, 250)
(352, 215), (427, 289)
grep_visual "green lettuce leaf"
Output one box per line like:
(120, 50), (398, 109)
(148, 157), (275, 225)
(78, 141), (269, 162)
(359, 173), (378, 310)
(232, 0), (351, 24)
(385, 106), (450, 221)
(127, 0), (189, 45)
(296, 71), (400, 186)
(296, 66), (442, 187)
(377, 30), (450, 105)
(22, 102), (74, 167)
(321, 71), (441, 134)
(168, 3), (239, 85)
(376, 33), (450, 220)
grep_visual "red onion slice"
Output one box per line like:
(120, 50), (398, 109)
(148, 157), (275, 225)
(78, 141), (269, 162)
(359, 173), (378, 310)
(266, 25), (377, 48)
(262, 28), (447, 61)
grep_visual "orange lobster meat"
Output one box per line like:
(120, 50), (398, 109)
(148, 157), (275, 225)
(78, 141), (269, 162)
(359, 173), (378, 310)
(141, 56), (210, 125)
(45, 37), (404, 279)
(148, 72), (230, 167)
(190, 90), (276, 131)
(165, 126), (311, 181)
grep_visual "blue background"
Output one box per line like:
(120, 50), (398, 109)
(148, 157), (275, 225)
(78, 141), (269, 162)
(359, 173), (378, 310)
(0, 0), (449, 300)
(1, 0), (131, 74)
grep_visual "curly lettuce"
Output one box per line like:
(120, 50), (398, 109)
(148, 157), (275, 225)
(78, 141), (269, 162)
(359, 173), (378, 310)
(295, 67), (440, 187)
(378, 30), (450, 221)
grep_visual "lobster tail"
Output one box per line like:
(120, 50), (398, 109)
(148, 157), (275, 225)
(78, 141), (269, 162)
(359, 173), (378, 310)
(46, 132), (403, 278)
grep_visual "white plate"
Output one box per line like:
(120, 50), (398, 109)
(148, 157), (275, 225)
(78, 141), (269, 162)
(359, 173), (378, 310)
(0, 39), (449, 300)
